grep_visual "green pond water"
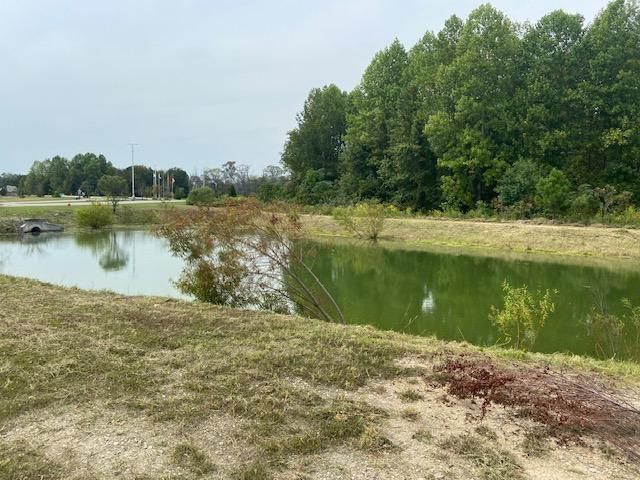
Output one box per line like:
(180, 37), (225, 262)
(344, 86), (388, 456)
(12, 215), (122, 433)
(1, 230), (639, 360)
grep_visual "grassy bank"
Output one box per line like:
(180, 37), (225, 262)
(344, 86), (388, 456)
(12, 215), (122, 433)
(0, 202), (186, 233)
(303, 215), (640, 261)
(1, 275), (639, 479)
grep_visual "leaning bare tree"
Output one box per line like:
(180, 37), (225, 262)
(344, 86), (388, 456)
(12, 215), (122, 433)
(156, 199), (344, 323)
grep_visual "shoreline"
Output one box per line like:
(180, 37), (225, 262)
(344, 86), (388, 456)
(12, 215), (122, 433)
(2, 203), (640, 263)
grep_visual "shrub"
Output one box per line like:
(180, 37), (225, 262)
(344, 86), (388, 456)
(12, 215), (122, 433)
(569, 185), (599, 222)
(257, 183), (285, 203)
(490, 281), (556, 350)
(186, 187), (216, 206)
(332, 201), (386, 241)
(174, 186), (187, 200)
(612, 205), (640, 226)
(496, 158), (541, 208)
(75, 203), (113, 229)
(536, 169), (571, 218)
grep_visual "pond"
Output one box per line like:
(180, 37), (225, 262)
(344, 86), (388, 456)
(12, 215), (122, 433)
(1, 229), (639, 360)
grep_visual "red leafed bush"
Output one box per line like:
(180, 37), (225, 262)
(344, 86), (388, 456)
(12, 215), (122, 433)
(433, 355), (640, 464)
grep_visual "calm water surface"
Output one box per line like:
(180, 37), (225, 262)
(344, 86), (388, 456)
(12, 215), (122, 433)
(2, 230), (639, 359)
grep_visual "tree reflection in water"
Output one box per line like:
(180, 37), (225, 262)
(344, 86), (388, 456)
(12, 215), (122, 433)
(75, 231), (129, 272)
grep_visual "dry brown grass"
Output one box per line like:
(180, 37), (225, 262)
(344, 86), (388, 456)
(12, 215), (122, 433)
(302, 215), (640, 261)
(1, 275), (639, 479)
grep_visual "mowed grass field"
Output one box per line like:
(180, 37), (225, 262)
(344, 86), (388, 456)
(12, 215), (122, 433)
(302, 215), (640, 261)
(1, 275), (639, 479)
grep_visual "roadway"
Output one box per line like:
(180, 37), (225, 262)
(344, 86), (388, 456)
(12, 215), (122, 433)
(0, 197), (185, 208)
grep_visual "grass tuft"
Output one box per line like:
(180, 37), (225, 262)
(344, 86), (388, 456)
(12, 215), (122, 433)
(172, 443), (216, 474)
(440, 434), (524, 480)
(398, 388), (424, 403)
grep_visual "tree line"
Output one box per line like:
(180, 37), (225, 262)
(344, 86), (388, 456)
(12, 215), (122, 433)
(1, 153), (192, 199)
(281, 0), (640, 219)
(1, 152), (290, 203)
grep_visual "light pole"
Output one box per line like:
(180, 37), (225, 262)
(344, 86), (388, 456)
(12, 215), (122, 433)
(129, 143), (138, 199)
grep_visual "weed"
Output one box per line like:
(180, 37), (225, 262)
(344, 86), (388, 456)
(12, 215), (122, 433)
(440, 434), (524, 480)
(0, 440), (63, 480)
(521, 427), (550, 457)
(172, 443), (216, 474)
(412, 429), (433, 443)
(332, 201), (386, 241)
(233, 460), (272, 480)
(75, 203), (113, 229)
(401, 407), (421, 421)
(398, 388), (424, 403)
(475, 425), (498, 441)
(357, 426), (394, 451)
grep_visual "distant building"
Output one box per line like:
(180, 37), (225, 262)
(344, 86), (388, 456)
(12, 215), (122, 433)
(5, 185), (17, 196)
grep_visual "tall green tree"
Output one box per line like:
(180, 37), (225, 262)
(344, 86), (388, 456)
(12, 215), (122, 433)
(339, 40), (408, 201)
(517, 11), (585, 171)
(576, 0), (640, 197)
(425, 5), (520, 210)
(282, 84), (348, 201)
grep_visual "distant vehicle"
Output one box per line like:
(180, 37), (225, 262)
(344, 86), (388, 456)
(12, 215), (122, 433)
(19, 219), (64, 234)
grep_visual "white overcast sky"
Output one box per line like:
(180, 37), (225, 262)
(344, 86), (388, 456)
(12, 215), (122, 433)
(0, 0), (607, 175)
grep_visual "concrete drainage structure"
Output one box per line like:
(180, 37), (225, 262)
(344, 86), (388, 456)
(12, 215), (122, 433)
(19, 219), (64, 234)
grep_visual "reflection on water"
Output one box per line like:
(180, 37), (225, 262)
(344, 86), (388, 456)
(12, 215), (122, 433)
(75, 231), (129, 271)
(0, 230), (186, 298)
(1, 231), (639, 359)
(296, 240), (640, 359)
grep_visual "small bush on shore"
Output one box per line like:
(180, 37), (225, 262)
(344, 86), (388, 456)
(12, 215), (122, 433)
(490, 281), (556, 351)
(332, 201), (386, 241)
(75, 203), (113, 229)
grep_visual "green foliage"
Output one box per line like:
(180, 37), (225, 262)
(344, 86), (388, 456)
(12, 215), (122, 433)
(75, 203), (113, 229)
(279, 1), (640, 218)
(332, 201), (386, 241)
(295, 169), (335, 205)
(173, 186), (186, 200)
(490, 281), (556, 350)
(586, 298), (640, 360)
(536, 169), (571, 217)
(496, 159), (541, 210)
(186, 187), (217, 206)
(98, 174), (128, 213)
(612, 205), (640, 226)
(256, 182), (285, 203)
(569, 185), (600, 221)
(282, 84), (348, 200)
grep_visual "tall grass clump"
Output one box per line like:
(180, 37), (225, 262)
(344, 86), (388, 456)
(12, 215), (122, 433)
(586, 298), (640, 360)
(75, 203), (113, 229)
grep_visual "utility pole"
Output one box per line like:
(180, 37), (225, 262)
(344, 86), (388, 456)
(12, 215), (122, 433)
(129, 143), (138, 199)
